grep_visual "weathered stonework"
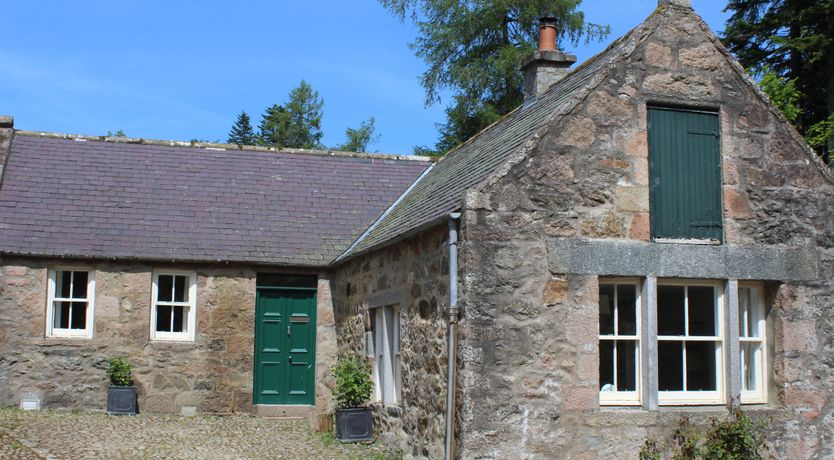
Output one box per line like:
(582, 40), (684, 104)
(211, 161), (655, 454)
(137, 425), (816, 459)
(0, 258), (336, 428)
(332, 226), (450, 459)
(455, 5), (834, 459)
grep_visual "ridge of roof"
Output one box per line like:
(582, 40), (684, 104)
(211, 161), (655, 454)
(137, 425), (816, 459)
(14, 129), (432, 163)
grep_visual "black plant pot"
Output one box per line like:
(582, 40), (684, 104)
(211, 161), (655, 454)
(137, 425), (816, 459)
(107, 386), (137, 415)
(335, 407), (373, 442)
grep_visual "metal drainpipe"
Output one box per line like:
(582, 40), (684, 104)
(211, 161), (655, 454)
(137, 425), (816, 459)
(445, 212), (461, 460)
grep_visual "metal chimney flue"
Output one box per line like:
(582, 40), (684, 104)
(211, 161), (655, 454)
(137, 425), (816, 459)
(537, 17), (558, 52)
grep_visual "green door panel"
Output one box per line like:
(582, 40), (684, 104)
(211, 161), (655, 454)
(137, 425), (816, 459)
(648, 108), (723, 242)
(254, 288), (316, 405)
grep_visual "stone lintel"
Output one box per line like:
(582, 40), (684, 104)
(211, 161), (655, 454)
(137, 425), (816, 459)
(547, 238), (819, 281)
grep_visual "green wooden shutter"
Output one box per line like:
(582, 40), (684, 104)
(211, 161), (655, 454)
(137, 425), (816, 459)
(648, 108), (722, 242)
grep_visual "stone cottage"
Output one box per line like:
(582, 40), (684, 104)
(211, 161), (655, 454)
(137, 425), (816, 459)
(1, 0), (833, 458)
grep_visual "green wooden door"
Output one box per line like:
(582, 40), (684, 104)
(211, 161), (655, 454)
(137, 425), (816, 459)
(648, 108), (723, 242)
(254, 288), (316, 405)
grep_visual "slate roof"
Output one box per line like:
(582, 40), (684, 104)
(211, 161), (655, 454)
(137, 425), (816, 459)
(339, 14), (650, 260)
(0, 135), (429, 266)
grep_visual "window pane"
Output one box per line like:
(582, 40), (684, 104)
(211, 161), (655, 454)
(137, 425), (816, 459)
(742, 342), (760, 392)
(71, 271), (88, 299)
(617, 340), (638, 391)
(599, 284), (615, 335)
(688, 286), (715, 336)
(172, 306), (185, 332)
(173, 275), (187, 302)
(658, 286), (685, 336)
(599, 340), (614, 391)
(739, 287), (761, 338)
(738, 287), (750, 337)
(686, 341), (717, 391)
(156, 305), (172, 332)
(157, 275), (173, 302)
(69, 302), (87, 329)
(617, 284), (637, 335)
(54, 301), (71, 329)
(658, 341), (683, 391)
(57, 271), (72, 298)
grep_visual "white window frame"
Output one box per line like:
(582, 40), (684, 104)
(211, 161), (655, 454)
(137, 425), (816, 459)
(599, 278), (642, 406)
(46, 268), (96, 338)
(150, 271), (197, 342)
(738, 282), (767, 404)
(657, 279), (725, 406)
(371, 304), (401, 406)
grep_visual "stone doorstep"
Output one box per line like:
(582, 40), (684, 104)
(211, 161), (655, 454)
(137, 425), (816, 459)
(254, 404), (313, 419)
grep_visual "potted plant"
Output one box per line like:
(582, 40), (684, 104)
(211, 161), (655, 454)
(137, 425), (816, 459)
(106, 357), (137, 415)
(332, 353), (374, 442)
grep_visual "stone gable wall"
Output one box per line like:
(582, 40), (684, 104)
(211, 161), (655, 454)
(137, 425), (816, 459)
(331, 225), (450, 459)
(0, 257), (337, 426)
(456, 6), (834, 459)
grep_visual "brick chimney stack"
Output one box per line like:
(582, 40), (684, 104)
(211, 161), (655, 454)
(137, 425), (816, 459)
(0, 115), (14, 186)
(520, 17), (577, 105)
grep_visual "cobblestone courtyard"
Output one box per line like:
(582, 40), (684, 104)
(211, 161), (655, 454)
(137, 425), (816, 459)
(0, 408), (391, 459)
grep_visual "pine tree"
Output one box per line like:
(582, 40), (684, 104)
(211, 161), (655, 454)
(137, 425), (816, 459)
(379, 0), (610, 155)
(723, 0), (834, 162)
(227, 111), (257, 146)
(258, 81), (324, 149)
(258, 104), (288, 146)
(338, 116), (380, 152)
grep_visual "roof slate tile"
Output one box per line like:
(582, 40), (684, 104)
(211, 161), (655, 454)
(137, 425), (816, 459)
(0, 136), (429, 266)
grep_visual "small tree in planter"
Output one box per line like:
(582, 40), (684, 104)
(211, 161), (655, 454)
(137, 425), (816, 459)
(106, 357), (137, 415)
(332, 353), (374, 442)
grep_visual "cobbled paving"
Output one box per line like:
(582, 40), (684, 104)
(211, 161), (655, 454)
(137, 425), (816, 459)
(0, 408), (391, 460)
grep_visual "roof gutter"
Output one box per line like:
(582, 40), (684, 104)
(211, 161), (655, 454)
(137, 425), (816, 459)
(445, 211), (461, 460)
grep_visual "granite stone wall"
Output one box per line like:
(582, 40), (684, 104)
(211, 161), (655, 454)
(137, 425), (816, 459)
(332, 225), (450, 459)
(0, 257), (337, 425)
(456, 5), (834, 459)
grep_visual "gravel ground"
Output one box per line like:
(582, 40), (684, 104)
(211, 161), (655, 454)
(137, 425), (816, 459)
(0, 408), (393, 460)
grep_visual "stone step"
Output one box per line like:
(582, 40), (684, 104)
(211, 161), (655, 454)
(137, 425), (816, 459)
(253, 404), (313, 419)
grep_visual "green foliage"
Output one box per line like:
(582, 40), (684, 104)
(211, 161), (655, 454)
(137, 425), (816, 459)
(723, 0), (834, 160)
(258, 80), (324, 149)
(106, 129), (127, 138)
(380, 0), (610, 155)
(332, 353), (373, 409)
(411, 144), (441, 157)
(106, 357), (133, 387)
(338, 116), (380, 152)
(227, 110), (257, 146)
(755, 67), (801, 123)
(639, 438), (662, 460)
(805, 114), (834, 155)
(640, 410), (768, 460)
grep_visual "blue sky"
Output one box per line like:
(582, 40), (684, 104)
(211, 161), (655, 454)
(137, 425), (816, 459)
(0, 1), (730, 154)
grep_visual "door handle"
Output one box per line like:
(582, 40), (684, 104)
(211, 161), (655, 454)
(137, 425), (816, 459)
(287, 325), (291, 337)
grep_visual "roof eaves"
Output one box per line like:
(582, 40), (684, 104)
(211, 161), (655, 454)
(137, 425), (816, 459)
(0, 249), (331, 269)
(329, 212), (451, 267)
